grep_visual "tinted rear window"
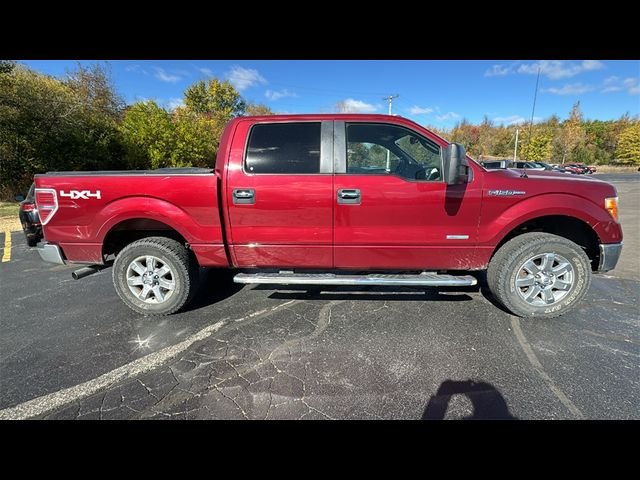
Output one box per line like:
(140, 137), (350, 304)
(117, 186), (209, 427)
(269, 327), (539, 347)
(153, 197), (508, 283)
(245, 123), (321, 174)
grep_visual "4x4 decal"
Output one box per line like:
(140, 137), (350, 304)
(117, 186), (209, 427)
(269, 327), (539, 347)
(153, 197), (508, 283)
(60, 190), (101, 200)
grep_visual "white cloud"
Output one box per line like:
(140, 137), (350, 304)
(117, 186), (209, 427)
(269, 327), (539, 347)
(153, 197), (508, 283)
(493, 115), (526, 125)
(197, 67), (214, 76)
(153, 67), (182, 83)
(265, 89), (297, 101)
(541, 83), (594, 95)
(601, 76), (639, 95)
(408, 106), (434, 115)
(166, 98), (184, 111)
(517, 60), (604, 79)
(486, 60), (604, 80)
(484, 64), (515, 77)
(335, 98), (379, 113)
(125, 64), (149, 75)
(629, 86), (640, 96)
(602, 77), (623, 93)
(226, 66), (267, 91)
(436, 111), (460, 121)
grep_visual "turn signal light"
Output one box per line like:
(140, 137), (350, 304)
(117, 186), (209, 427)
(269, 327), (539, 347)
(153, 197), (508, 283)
(604, 197), (618, 222)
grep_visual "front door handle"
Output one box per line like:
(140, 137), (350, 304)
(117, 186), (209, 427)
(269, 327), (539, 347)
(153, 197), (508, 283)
(337, 188), (361, 204)
(233, 188), (255, 204)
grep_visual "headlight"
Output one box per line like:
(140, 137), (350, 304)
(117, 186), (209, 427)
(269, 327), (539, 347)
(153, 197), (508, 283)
(604, 197), (618, 222)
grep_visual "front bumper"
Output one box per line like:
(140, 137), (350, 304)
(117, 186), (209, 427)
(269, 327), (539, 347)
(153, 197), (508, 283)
(597, 242), (623, 272)
(37, 242), (66, 265)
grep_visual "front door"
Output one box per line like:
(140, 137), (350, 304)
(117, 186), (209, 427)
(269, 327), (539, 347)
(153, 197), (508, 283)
(226, 120), (334, 268)
(333, 121), (482, 270)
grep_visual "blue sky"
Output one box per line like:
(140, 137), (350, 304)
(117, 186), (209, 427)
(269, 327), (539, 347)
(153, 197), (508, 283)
(21, 60), (640, 128)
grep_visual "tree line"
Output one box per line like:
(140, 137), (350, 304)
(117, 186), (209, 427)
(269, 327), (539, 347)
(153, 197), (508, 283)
(428, 102), (639, 166)
(1, 61), (639, 199)
(0, 61), (273, 198)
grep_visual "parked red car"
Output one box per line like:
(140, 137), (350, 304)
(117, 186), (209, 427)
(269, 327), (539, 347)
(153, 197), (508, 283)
(33, 114), (622, 319)
(564, 163), (591, 174)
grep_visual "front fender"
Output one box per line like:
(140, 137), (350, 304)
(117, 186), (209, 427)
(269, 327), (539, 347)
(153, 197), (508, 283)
(479, 193), (620, 246)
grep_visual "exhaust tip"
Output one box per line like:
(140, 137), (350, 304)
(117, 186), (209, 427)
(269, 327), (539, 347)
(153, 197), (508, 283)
(72, 266), (100, 280)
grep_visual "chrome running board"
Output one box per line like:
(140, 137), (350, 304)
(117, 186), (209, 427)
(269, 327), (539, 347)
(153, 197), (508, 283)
(234, 272), (477, 287)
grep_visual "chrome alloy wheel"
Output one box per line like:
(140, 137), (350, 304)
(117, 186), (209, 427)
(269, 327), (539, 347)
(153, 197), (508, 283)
(515, 252), (575, 306)
(126, 255), (176, 304)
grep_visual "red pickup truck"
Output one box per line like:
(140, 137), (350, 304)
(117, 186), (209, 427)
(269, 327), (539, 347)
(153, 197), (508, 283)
(33, 114), (623, 319)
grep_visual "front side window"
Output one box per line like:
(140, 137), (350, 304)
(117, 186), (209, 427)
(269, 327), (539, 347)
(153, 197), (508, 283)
(245, 122), (321, 174)
(346, 123), (442, 181)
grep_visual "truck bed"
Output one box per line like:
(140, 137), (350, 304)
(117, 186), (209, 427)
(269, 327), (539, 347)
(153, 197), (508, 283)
(34, 168), (227, 267)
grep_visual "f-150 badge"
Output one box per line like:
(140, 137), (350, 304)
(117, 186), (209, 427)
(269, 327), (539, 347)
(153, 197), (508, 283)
(488, 190), (526, 196)
(60, 190), (101, 199)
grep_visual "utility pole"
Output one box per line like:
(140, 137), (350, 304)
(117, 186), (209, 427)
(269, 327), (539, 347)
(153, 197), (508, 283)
(513, 128), (519, 163)
(383, 94), (399, 171)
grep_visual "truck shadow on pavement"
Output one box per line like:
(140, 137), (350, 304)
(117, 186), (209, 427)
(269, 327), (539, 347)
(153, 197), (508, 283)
(422, 379), (518, 420)
(180, 269), (244, 313)
(253, 284), (475, 302)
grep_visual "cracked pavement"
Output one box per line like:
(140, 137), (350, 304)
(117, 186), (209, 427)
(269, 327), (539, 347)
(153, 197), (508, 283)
(1, 174), (638, 420)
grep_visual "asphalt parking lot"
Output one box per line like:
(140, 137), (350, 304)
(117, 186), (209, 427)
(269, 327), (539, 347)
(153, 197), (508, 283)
(0, 173), (638, 420)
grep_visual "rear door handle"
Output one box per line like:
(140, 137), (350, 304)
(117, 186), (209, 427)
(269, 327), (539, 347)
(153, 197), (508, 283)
(337, 188), (361, 204)
(233, 188), (255, 204)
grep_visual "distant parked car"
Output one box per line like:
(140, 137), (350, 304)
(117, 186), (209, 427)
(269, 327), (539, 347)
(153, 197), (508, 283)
(564, 163), (591, 174)
(513, 161), (546, 171)
(531, 162), (555, 171)
(17, 183), (42, 247)
(481, 160), (511, 169)
(561, 164), (584, 174)
(587, 165), (597, 173)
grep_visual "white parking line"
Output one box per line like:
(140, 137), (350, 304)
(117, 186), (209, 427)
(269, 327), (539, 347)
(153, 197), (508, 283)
(2, 229), (11, 262)
(0, 300), (298, 420)
(510, 317), (584, 419)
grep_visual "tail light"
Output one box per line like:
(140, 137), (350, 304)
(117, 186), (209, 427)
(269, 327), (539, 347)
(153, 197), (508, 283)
(34, 188), (58, 225)
(21, 203), (36, 212)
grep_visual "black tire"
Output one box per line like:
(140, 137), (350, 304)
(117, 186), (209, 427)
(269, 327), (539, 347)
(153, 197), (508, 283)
(487, 232), (591, 319)
(112, 236), (197, 316)
(26, 235), (38, 247)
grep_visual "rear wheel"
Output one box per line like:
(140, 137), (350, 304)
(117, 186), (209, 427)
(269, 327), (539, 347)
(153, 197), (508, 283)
(487, 232), (591, 319)
(113, 236), (197, 316)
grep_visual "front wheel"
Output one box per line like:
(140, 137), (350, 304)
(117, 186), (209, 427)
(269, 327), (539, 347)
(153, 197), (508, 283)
(113, 236), (197, 316)
(487, 232), (592, 319)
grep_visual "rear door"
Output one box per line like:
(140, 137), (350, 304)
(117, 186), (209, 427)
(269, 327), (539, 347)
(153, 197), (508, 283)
(226, 120), (334, 268)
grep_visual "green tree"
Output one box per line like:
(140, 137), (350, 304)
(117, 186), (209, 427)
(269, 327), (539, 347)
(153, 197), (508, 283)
(615, 123), (640, 165)
(554, 102), (586, 163)
(171, 107), (218, 168)
(184, 78), (246, 119)
(119, 101), (176, 169)
(0, 62), (125, 196)
(245, 103), (274, 116)
(0, 60), (16, 74)
(520, 131), (553, 161)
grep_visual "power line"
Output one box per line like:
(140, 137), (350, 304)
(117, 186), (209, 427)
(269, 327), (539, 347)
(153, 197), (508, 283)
(525, 66), (541, 159)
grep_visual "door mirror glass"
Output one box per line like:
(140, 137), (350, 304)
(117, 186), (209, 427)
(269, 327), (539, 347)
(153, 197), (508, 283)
(443, 143), (469, 185)
(15, 194), (25, 202)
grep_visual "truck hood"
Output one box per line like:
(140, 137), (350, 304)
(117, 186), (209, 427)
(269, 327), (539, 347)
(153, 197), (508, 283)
(483, 168), (617, 205)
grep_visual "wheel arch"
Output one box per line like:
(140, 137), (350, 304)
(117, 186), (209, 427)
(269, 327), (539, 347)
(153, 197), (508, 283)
(490, 214), (602, 271)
